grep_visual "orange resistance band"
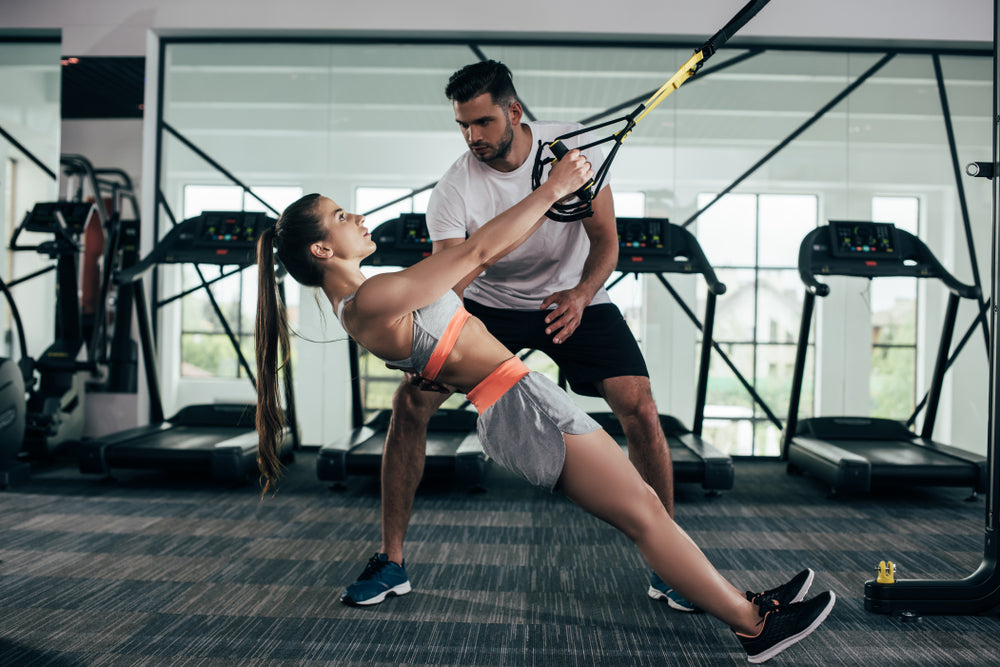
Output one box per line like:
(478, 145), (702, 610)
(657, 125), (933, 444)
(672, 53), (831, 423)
(421, 306), (470, 381)
(467, 356), (530, 414)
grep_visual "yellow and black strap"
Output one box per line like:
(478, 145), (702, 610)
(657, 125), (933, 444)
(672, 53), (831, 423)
(533, 0), (772, 222)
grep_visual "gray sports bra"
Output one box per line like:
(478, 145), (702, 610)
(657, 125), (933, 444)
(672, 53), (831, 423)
(337, 290), (470, 379)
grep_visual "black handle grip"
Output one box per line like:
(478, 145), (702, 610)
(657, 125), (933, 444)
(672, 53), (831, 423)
(701, 0), (771, 58)
(548, 140), (595, 202)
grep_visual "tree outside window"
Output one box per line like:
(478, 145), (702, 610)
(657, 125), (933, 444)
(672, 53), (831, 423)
(870, 196), (919, 419)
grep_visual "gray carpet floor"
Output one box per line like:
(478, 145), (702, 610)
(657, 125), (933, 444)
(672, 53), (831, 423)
(2, 450), (999, 666)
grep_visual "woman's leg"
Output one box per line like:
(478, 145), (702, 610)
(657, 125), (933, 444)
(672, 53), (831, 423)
(560, 430), (761, 635)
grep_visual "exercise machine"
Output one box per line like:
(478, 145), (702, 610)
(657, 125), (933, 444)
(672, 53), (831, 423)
(864, 1), (1000, 613)
(59, 156), (143, 395)
(7, 199), (100, 458)
(2, 155), (141, 464)
(316, 213), (486, 487)
(782, 220), (986, 497)
(76, 210), (297, 481)
(592, 216), (734, 492)
(0, 273), (29, 487)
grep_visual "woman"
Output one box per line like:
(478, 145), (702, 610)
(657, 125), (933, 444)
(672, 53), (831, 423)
(255, 151), (834, 664)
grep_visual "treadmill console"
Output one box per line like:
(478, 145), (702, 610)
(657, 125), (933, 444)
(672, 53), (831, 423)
(396, 213), (432, 250)
(23, 201), (96, 235)
(616, 217), (676, 273)
(365, 213), (432, 267)
(828, 220), (898, 259)
(172, 210), (276, 265)
(196, 211), (269, 247)
(618, 217), (668, 254)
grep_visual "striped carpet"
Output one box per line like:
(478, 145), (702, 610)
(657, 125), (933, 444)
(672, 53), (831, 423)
(2, 450), (999, 666)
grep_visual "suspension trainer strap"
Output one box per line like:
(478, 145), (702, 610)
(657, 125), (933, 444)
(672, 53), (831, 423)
(533, 0), (772, 222)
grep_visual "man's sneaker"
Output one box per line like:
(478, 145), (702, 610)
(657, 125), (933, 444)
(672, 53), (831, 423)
(736, 590), (836, 664)
(648, 572), (702, 613)
(340, 553), (411, 607)
(747, 569), (814, 606)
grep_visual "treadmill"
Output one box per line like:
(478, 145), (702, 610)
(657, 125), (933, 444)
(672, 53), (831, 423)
(316, 214), (486, 487)
(593, 217), (734, 492)
(77, 210), (297, 481)
(782, 220), (986, 496)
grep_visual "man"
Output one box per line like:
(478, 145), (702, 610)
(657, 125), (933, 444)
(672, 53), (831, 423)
(341, 60), (694, 611)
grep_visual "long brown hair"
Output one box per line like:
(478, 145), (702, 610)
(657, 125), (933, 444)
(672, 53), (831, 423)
(255, 193), (326, 494)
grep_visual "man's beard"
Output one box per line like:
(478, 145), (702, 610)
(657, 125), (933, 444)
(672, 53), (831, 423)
(471, 119), (514, 163)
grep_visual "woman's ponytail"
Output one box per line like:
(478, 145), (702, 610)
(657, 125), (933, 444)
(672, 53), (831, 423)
(253, 193), (324, 495)
(255, 225), (289, 495)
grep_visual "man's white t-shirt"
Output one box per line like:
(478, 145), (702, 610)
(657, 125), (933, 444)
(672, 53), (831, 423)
(425, 120), (611, 311)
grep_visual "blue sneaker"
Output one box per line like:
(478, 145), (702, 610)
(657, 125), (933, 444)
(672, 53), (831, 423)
(648, 572), (702, 612)
(340, 553), (411, 607)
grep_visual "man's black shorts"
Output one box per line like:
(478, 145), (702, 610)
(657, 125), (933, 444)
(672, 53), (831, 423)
(464, 298), (649, 398)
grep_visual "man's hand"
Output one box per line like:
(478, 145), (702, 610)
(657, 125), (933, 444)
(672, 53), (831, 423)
(540, 287), (590, 344)
(386, 364), (455, 394)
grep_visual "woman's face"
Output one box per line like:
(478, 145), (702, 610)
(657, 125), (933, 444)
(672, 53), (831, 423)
(316, 196), (375, 260)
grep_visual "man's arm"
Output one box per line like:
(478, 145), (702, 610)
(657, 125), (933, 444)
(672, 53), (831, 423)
(539, 185), (618, 343)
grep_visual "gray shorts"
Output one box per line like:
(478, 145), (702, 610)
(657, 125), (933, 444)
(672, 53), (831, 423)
(476, 372), (601, 491)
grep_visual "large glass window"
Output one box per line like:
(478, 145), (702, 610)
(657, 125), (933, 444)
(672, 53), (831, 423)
(696, 193), (818, 456)
(155, 39), (991, 450)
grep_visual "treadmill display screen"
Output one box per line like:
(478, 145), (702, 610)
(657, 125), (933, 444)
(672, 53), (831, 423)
(197, 212), (263, 246)
(25, 202), (95, 234)
(829, 220), (898, 258)
(617, 217), (668, 254)
(397, 213), (431, 250)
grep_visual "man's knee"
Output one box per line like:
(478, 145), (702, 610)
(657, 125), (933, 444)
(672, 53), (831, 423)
(390, 382), (444, 429)
(606, 382), (660, 431)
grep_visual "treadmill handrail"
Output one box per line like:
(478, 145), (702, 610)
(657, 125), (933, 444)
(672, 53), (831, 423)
(798, 225), (980, 299)
(660, 221), (728, 295)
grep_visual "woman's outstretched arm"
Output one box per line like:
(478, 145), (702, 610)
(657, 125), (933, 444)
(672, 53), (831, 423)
(352, 150), (592, 323)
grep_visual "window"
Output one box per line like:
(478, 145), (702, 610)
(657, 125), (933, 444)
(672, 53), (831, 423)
(179, 185), (302, 378)
(156, 40), (992, 448)
(870, 196), (919, 419)
(696, 193), (818, 456)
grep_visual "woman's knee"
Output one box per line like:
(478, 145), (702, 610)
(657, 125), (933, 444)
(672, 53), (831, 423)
(617, 482), (668, 542)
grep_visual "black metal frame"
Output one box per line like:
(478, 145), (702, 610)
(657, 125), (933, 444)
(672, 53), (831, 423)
(863, 0), (1000, 616)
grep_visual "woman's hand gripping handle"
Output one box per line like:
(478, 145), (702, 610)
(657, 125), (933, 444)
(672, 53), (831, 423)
(545, 146), (594, 204)
(547, 143), (595, 203)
